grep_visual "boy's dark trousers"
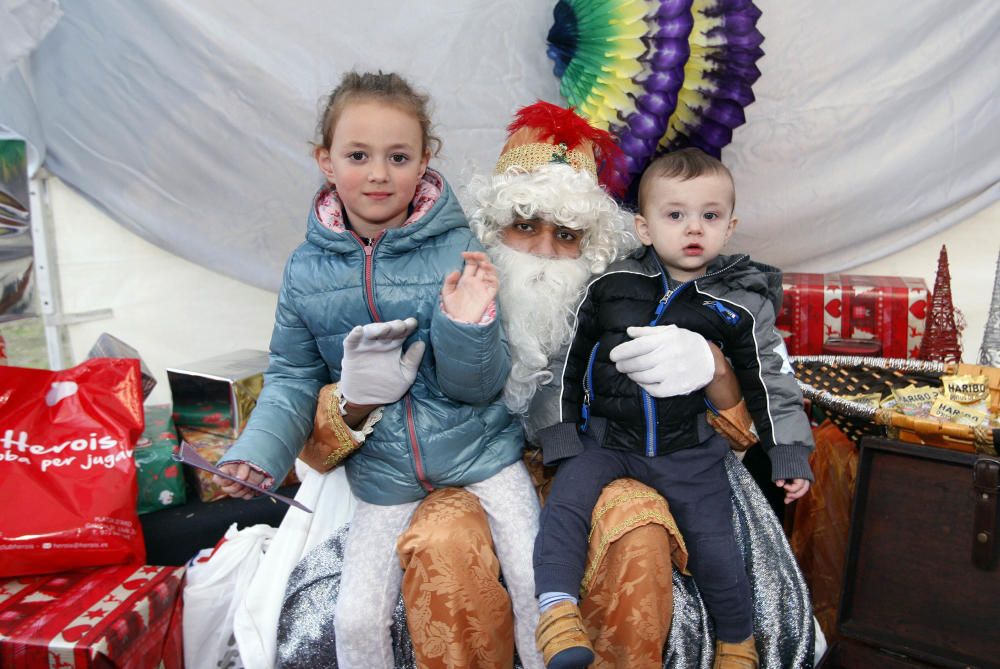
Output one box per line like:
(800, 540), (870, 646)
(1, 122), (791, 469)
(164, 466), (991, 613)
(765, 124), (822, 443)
(533, 422), (755, 643)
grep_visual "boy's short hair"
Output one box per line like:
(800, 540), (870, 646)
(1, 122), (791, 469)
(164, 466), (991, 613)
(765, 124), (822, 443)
(637, 148), (736, 211)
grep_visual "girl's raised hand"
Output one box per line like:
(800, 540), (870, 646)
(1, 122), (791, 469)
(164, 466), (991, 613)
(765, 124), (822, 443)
(441, 251), (499, 323)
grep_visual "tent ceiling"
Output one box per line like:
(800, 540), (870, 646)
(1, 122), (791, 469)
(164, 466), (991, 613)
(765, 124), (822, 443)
(1, 0), (998, 290)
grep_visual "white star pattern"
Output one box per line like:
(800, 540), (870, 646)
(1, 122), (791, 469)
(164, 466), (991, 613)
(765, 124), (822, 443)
(773, 338), (794, 376)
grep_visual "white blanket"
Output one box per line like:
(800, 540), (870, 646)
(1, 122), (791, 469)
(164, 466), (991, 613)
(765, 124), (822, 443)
(232, 463), (358, 669)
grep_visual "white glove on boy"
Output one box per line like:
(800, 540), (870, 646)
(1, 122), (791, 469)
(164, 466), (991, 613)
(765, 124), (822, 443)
(609, 324), (716, 398)
(339, 318), (426, 406)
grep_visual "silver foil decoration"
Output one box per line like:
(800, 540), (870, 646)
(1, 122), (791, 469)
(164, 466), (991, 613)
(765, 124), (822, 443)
(277, 452), (814, 668)
(797, 379), (879, 421)
(979, 250), (1000, 367)
(0, 139), (35, 322)
(792, 354), (946, 376)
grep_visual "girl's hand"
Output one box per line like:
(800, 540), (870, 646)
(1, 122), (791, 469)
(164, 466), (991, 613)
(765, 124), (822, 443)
(214, 461), (270, 500)
(441, 251), (499, 323)
(776, 478), (811, 504)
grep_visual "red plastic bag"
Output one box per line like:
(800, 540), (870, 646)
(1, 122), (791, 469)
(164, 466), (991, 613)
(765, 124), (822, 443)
(0, 358), (146, 577)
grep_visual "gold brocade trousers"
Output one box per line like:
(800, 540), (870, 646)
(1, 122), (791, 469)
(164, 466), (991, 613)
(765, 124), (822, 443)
(397, 477), (688, 669)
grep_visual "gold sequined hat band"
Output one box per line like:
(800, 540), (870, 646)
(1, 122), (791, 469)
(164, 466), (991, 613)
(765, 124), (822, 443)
(494, 141), (598, 177)
(490, 102), (626, 197)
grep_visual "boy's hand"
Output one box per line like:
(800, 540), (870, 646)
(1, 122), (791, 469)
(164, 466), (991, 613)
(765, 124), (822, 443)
(214, 461), (270, 500)
(776, 478), (810, 504)
(441, 252), (499, 323)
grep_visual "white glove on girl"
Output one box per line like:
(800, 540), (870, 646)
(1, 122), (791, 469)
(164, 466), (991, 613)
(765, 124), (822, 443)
(609, 324), (716, 398)
(339, 318), (426, 406)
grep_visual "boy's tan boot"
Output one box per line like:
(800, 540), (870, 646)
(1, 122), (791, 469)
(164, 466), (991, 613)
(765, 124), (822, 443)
(713, 636), (759, 669)
(535, 600), (594, 669)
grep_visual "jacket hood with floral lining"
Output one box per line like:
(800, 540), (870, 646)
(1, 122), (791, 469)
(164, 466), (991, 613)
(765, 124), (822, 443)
(304, 168), (466, 254)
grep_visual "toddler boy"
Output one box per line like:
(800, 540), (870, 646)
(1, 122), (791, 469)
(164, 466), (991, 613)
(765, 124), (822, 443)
(533, 148), (814, 669)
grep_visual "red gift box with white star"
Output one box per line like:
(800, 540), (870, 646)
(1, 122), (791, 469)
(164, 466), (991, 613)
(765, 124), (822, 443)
(775, 273), (929, 359)
(0, 564), (184, 669)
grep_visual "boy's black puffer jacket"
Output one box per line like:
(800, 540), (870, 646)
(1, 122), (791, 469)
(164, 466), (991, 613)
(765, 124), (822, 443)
(542, 247), (814, 483)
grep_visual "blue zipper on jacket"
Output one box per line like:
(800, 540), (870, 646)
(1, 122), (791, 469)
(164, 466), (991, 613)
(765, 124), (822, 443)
(581, 343), (600, 432)
(640, 254), (746, 456)
(351, 231), (433, 493)
(641, 272), (682, 456)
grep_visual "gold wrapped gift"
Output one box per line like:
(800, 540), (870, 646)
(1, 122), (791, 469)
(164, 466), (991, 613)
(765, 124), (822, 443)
(167, 350), (268, 438)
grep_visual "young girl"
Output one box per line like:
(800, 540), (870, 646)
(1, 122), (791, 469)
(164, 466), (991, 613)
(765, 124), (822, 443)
(214, 71), (543, 669)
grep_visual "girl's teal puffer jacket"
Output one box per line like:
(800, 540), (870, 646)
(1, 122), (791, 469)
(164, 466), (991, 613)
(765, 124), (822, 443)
(219, 170), (523, 505)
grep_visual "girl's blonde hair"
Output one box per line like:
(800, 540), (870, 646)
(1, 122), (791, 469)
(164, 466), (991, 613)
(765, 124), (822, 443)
(315, 71), (441, 156)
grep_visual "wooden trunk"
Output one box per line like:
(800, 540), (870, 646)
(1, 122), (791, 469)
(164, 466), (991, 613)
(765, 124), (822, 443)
(818, 438), (1000, 669)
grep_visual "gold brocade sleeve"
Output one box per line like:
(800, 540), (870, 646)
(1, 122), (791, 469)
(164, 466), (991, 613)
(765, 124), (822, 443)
(706, 398), (758, 451)
(299, 384), (360, 472)
(299, 383), (383, 472)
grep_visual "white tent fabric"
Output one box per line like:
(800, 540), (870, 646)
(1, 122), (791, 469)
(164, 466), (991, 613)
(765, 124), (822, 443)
(0, 0), (60, 80)
(0, 0), (60, 171)
(1, 0), (998, 290)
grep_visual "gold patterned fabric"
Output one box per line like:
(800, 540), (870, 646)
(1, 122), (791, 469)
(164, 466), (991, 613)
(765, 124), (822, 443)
(580, 479), (684, 669)
(398, 487), (516, 669)
(789, 420), (858, 644)
(706, 401), (758, 451)
(398, 478), (687, 669)
(299, 384), (359, 471)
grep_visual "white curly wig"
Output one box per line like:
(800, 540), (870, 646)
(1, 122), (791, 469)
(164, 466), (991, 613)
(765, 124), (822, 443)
(466, 163), (638, 274)
(462, 162), (638, 419)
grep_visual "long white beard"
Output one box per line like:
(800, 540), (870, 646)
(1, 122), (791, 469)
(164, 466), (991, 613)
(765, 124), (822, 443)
(490, 244), (592, 415)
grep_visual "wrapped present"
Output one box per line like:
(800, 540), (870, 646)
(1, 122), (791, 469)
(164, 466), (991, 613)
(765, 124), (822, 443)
(177, 425), (299, 503)
(776, 273), (928, 358)
(166, 350), (268, 438)
(0, 564), (184, 669)
(135, 405), (186, 514)
(86, 333), (158, 400)
(176, 425), (233, 502)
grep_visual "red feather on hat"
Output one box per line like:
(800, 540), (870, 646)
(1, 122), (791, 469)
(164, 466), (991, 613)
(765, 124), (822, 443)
(507, 101), (628, 199)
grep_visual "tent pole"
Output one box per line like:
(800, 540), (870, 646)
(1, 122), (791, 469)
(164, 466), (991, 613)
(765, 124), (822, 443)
(29, 169), (68, 369)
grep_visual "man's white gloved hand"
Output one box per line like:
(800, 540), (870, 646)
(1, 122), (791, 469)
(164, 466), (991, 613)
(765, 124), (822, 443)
(339, 318), (426, 406)
(609, 324), (716, 398)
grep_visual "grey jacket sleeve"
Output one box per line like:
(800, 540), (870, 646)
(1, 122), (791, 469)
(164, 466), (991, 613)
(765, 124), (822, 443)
(728, 295), (815, 482)
(533, 281), (604, 464)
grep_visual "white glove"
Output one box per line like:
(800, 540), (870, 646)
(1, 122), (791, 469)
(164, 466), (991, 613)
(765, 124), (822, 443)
(609, 324), (716, 398)
(339, 318), (426, 406)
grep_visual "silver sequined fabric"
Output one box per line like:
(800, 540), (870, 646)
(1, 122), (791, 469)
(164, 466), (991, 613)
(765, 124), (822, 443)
(277, 452), (814, 668)
(664, 454), (815, 668)
(276, 528), (416, 668)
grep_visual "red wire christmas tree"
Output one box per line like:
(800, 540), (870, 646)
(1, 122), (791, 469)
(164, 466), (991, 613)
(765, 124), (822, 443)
(918, 245), (963, 363)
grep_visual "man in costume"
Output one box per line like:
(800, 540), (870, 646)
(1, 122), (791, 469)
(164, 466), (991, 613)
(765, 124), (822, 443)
(393, 103), (810, 669)
(267, 103), (818, 669)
